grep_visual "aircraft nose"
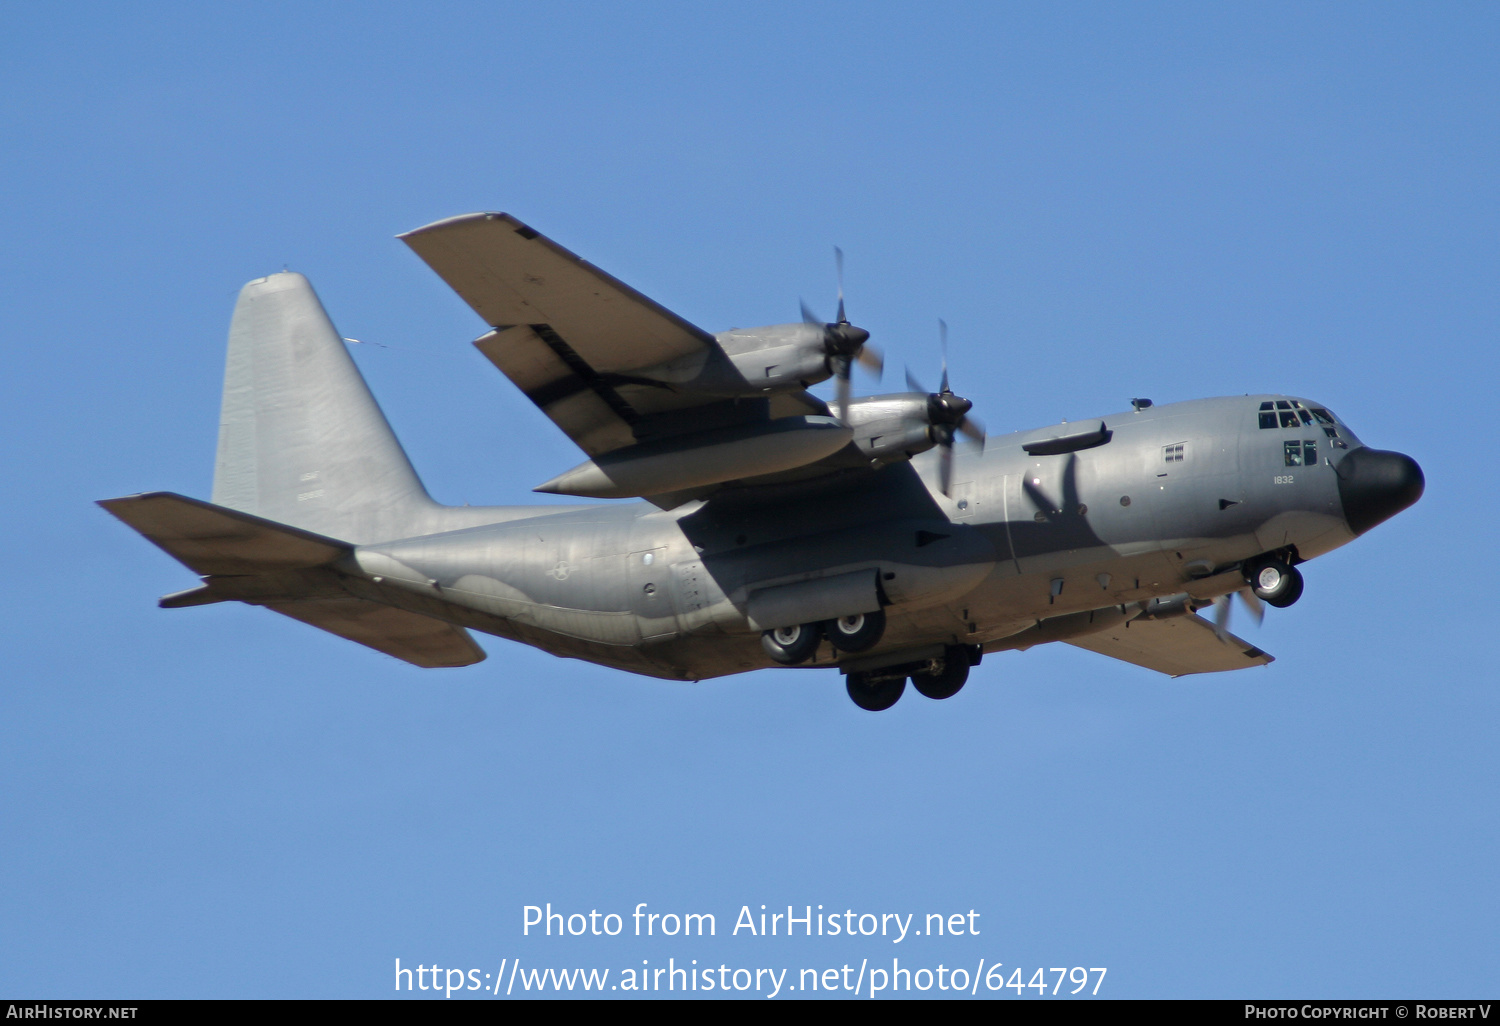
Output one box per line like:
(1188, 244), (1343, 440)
(1336, 448), (1424, 535)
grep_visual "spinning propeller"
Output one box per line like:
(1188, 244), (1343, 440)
(802, 247), (882, 420)
(905, 319), (985, 497)
(1211, 587), (1265, 642)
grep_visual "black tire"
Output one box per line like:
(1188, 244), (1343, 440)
(1249, 560), (1304, 608)
(821, 609), (886, 653)
(846, 671), (906, 711)
(911, 648), (970, 700)
(761, 623), (820, 664)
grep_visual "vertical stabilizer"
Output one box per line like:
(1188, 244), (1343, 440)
(212, 272), (436, 543)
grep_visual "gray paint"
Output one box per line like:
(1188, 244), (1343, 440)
(108, 251), (1421, 686)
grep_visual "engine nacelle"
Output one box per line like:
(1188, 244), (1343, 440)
(715, 324), (832, 392)
(842, 394), (939, 466)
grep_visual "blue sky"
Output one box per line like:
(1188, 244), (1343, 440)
(2, 2), (1496, 999)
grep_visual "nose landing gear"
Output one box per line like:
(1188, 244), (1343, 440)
(1247, 558), (1304, 608)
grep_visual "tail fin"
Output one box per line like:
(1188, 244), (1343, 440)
(211, 272), (437, 543)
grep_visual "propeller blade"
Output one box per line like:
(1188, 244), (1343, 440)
(938, 319), (950, 393)
(856, 343), (884, 377)
(1238, 587), (1265, 626)
(1212, 594), (1231, 642)
(800, 299), (821, 326)
(905, 367), (927, 394)
(834, 246), (846, 324)
(939, 438), (954, 497)
(958, 415), (986, 446)
(834, 356), (852, 422)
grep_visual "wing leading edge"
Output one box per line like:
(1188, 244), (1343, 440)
(403, 212), (824, 462)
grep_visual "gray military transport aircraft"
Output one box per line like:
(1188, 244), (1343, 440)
(100, 213), (1424, 710)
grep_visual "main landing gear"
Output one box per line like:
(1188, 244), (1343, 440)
(1246, 557), (1304, 608)
(761, 609), (887, 664)
(845, 645), (980, 712)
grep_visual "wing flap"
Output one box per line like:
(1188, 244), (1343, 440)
(1065, 613), (1273, 676)
(475, 325), (637, 456)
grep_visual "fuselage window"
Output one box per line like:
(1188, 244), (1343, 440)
(1303, 440), (1317, 465)
(1284, 441), (1306, 467)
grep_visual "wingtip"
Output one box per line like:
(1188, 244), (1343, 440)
(397, 211), (516, 240)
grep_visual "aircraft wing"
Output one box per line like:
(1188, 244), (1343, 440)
(401, 212), (818, 459)
(1065, 613), (1273, 677)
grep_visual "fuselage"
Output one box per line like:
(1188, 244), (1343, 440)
(341, 394), (1421, 681)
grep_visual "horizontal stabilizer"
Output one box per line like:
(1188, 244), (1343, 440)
(263, 596), (485, 668)
(100, 492), (485, 668)
(1066, 612), (1273, 677)
(98, 492), (349, 575)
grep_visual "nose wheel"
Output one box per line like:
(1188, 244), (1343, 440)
(1248, 559), (1304, 608)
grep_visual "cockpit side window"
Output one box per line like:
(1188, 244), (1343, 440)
(1284, 440), (1318, 466)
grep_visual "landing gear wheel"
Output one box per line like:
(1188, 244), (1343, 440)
(846, 671), (906, 711)
(761, 624), (820, 665)
(910, 647), (970, 700)
(822, 609), (886, 653)
(1249, 560), (1304, 608)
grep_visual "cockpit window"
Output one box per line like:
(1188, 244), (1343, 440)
(1260, 400), (1335, 431)
(1284, 440), (1317, 466)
